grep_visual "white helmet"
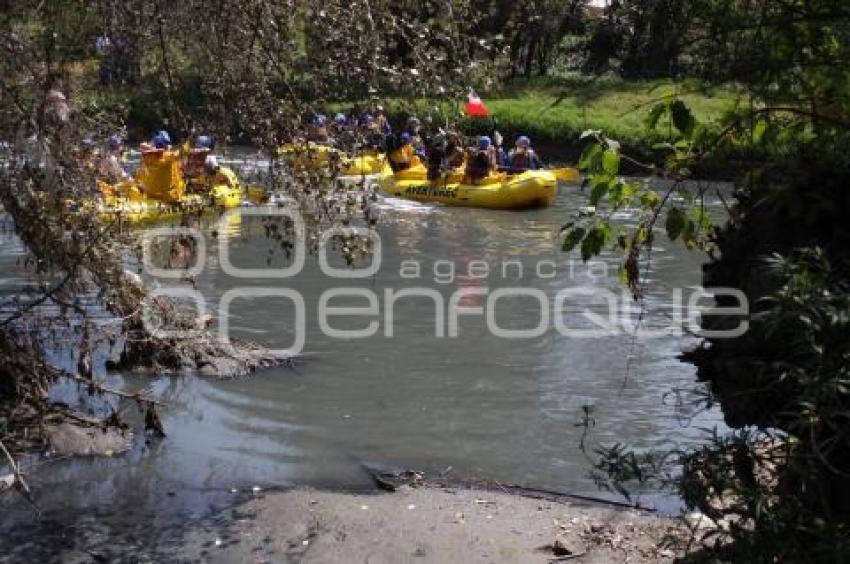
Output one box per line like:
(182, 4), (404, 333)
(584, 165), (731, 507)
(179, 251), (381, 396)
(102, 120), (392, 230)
(204, 155), (219, 172)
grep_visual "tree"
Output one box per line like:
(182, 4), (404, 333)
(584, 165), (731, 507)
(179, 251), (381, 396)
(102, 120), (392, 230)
(563, 1), (850, 559)
(0, 0), (482, 488)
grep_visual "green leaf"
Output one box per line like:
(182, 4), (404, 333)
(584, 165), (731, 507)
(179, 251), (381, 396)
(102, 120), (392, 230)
(669, 100), (696, 137)
(578, 144), (603, 173)
(602, 149), (620, 176)
(665, 207), (687, 240)
(640, 190), (660, 209)
(646, 103), (666, 130)
(752, 118), (768, 144)
(609, 181), (636, 209)
(617, 264), (629, 285)
(581, 224), (611, 261)
(689, 207), (711, 232)
(562, 227), (586, 252)
(590, 180), (609, 206)
(681, 216), (696, 248)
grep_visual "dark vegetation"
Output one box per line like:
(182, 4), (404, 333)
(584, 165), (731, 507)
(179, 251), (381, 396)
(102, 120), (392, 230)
(1, 1), (849, 561)
(560, 1), (850, 561)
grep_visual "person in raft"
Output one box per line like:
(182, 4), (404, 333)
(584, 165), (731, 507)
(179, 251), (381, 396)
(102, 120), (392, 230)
(506, 135), (541, 172)
(388, 132), (415, 172)
(374, 105), (392, 136)
(424, 133), (447, 181)
(464, 136), (498, 183)
(331, 113), (347, 135)
(140, 130), (172, 152)
(405, 116), (423, 148)
(184, 134), (214, 178)
(98, 134), (132, 183)
(445, 132), (466, 169)
(307, 114), (330, 143)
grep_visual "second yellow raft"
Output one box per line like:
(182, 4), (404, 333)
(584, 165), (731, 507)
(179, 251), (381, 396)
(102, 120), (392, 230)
(378, 170), (558, 210)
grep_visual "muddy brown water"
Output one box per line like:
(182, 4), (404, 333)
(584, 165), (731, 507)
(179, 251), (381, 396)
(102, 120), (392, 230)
(0, 150), (730, 558)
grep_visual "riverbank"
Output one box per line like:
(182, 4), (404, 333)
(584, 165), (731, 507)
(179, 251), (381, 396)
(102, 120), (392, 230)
(80, 72), (746, 178)
(177, 485), (690, 563)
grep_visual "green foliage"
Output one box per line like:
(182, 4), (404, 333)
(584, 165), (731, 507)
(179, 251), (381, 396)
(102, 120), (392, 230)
(664, 207), (686, 241)
(562, 4), (850, 560)
(589, 443), (673, 503)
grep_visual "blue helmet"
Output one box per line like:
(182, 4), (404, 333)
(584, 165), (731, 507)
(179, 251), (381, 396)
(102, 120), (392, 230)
(152, 130), (171, 148)
(195, 135), (213, 149)
(517, 135), (531, 148)
(312, 114), (327, 126)
(334, 113), (346, 124)
(478, 135), (492, 150)
(107, 134), (123, 150)
(400, 132), (412, 144)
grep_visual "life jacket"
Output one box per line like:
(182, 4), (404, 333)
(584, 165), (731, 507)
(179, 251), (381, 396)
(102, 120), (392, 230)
(384, 133), (399, 153)
(184, 148), (210, 177)
(308, 125), (329, 143)
(389, 144), (414, 172)
(425, 145), (446, 181)
(445, 144), (465, 168)
(135, 149), (185, 203)
(464, 150), (491, 181)
(509, 149), (538, 172)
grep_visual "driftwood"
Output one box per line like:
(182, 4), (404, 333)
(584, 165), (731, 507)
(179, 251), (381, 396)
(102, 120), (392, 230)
(362, 465), (657, 512)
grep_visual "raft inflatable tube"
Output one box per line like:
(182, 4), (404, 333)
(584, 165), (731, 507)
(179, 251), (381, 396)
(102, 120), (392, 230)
(278, 142), (342, 171)
(340, 153), (392, 176)
(378, 170), (558, 210)
(210, 184), (243, 208)
(280, 143), (391, 176)
(389, 164), (463, 183)
(97, 194), (208, 224)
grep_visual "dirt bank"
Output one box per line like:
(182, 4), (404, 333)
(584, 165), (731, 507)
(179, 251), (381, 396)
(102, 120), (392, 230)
(178, 485), (690, 563)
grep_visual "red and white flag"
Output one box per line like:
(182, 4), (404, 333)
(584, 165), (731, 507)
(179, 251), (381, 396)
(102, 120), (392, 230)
(465, 89), (489, 118)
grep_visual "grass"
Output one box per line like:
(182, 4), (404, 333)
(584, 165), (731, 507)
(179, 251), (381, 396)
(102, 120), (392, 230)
(76, 64), (744, 175)
(481, 75), (737, 147)
(377, 74), (742, 171)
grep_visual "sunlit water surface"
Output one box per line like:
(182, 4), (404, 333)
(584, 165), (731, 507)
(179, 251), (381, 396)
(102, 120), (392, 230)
(0, 150), (729, 557)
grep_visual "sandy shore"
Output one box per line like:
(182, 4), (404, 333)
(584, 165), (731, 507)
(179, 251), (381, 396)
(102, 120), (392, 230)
(178, 485), (689, 563)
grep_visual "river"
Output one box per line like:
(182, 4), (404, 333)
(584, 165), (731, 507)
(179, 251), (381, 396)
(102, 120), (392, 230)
(0, 151), (728, 558)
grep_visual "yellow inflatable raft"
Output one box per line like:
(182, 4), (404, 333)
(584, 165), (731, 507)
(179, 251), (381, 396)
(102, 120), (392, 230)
(378, 170), (558, 210)
(340, 153), (392, 176)
(280, 143), (391, 176)
(97, 194), (208, 224)
(278, 142), (341, 171)
(96, 177), (244, 225)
